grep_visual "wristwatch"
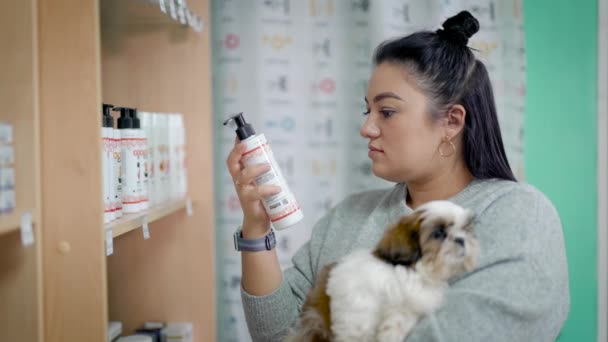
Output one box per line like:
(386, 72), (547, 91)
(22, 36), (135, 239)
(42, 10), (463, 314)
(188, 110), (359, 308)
(233, 227), (276, 252)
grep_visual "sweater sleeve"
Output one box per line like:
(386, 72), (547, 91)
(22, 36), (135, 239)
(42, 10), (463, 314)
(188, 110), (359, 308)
(405, 187), (570, 342)
(241, 210), (334, 342)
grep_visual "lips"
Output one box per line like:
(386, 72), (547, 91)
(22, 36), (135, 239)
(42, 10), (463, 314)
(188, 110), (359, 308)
(368, 145), (384, 152)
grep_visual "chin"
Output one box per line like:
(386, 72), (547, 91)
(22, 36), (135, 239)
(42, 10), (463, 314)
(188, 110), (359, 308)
(370, 163), (402, 183)
(285, 201), (479, 342)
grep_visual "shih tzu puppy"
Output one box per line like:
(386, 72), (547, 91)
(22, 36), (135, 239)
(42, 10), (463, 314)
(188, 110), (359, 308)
(285, 200), (479, 342)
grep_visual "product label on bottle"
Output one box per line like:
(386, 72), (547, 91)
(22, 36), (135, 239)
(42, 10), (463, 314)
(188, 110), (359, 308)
(121, 130), (143, 207)
(134, 147), (145, 204)
(141, 136), (149, 204)
(113, 132), (123, 211)
(148, 142), (155, 203)
(158, 143), (169, 201)
(102, 129), (112, 214)
(242, 136), (300, 223)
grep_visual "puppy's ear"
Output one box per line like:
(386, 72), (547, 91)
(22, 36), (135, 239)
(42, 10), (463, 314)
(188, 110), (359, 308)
(373, 212), (423, 267)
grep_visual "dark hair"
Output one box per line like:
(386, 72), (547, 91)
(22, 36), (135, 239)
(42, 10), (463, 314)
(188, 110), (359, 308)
(373, 11), (516, 182)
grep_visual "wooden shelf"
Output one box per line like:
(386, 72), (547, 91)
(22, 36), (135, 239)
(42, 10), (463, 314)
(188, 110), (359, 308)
(1, 0), (42, 340)
(107, 199), (188, 238)
(0, 212), (36, 237)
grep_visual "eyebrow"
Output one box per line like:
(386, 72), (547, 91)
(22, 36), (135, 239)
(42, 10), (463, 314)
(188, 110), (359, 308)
(364, 92), (404, 104)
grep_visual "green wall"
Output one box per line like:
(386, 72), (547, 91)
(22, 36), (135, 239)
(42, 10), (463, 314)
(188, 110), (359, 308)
(524, 1), (598, 340)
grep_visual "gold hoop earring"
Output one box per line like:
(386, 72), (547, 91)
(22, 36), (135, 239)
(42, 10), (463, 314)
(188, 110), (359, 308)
(439, 137), (456, 157)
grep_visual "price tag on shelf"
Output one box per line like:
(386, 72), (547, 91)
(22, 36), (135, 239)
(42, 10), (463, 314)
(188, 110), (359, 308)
(106, 228), (114, 256)
(142, 216), (150, 240)
(168, 0), (177, 20)
(177, 0), (186, 24)
(185, 8), (194, 27)
(20, 211), (34, 247)
(159, 0), (167, 14)
(194, 16), (204, 33)
(186, 197), (193, 217)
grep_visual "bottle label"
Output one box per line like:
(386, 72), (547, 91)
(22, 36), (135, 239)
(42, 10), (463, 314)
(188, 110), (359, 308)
(121, 131), (143, 205)
(102, 131), (112, 213)
(242, 137), (300, 223)
(147, 143), (155, 203)
(141, 137), (149, 203)
(113, 134), (123, 210)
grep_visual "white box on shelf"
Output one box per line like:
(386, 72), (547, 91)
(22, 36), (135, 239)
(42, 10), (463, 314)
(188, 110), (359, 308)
(1, 167), (15, 189)
(161, 322), (192, 342)
(0, 122), (13, 144)
(0, 145), (14, 165)
(108, 321), (123, 342)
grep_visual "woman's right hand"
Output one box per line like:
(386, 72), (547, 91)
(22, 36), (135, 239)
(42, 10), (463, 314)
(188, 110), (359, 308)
(226, 138), (282, 239)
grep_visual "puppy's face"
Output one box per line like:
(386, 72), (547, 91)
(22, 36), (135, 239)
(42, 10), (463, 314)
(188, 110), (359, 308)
(373, 201), (479, 281)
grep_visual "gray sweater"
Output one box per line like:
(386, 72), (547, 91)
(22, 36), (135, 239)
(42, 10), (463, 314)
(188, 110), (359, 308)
(241, 179), (570, 341)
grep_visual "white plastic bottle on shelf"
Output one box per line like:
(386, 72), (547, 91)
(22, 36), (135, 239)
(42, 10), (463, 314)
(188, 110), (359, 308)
(130, 109), (148, 211)
(158, 114), (170, 204)
(102, 104), (114, 223)
(152, 113), (163, 206)
(168, 114), (180, 200)
(176, 114), (188, 199)
(114, 107), (139, 213)
(141, 112), (156, 207)
(223, 112), (303, 230)
(113, 119), (123, 219)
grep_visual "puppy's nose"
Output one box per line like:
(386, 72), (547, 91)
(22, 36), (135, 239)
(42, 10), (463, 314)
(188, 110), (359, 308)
(454, 237), (465, 247)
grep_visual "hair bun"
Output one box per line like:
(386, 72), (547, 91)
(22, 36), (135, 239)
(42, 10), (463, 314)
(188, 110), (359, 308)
(437, 11), (480, 46)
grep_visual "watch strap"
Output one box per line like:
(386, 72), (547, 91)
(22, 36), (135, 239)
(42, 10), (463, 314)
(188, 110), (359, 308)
(234, 228), (276, 252)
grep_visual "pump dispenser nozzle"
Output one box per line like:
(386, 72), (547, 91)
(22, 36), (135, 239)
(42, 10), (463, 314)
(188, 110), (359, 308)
(223, 112), (256, 140)
(113, 107), (133, 129)
(102, 104), (114, 128)
(129, 108), (141, 129)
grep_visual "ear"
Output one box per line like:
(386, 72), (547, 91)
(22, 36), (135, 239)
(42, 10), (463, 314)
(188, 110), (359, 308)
(444, 104), (467, 140)
(373, 213), (423, 267)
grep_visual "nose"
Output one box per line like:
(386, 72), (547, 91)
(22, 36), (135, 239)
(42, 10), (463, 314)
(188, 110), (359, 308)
(360, 115), (380, 138)
(454, 237), (465, 247)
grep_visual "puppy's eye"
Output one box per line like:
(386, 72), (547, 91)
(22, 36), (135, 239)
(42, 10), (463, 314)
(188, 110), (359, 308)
(431, 229), (447, 240)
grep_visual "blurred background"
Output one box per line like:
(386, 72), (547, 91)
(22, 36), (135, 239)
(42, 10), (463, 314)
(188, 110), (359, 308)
(212, 0), (600, 341)
(0, 0), (604, 341)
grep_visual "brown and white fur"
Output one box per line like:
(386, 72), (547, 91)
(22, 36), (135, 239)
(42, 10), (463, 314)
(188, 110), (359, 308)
(285, 200), (479, 342)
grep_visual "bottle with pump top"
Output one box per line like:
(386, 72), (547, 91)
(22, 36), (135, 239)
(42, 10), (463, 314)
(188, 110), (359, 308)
(114, 107), (140, 213)
(129, 108), (148, 211)
(112, 111), (123, 219)
(223, 112), (303, 230)
(102, 104), (114, 222)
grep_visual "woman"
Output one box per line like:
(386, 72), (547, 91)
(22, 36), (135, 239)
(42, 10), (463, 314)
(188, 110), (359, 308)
(226, 11), (570, 342)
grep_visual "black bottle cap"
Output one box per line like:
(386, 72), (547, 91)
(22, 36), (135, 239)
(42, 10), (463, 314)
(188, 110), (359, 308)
(129, 108), (141, 129)
(102, 104), (114, 128)
(223, 112), (256, 140)
(113, 107), (133, 129)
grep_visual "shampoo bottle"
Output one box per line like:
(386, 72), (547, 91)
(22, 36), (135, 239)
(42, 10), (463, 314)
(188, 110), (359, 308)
(223, 112), (303, 230)
(113, 115), (123, 218)
(102, 104), (114, 223)
(141, 112), (156, 206)
(114, 107), (139, 213)
(130, 108), (148, 211)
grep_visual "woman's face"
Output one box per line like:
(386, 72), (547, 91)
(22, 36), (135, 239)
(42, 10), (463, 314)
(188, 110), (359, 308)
(361, 62), (445, 183)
